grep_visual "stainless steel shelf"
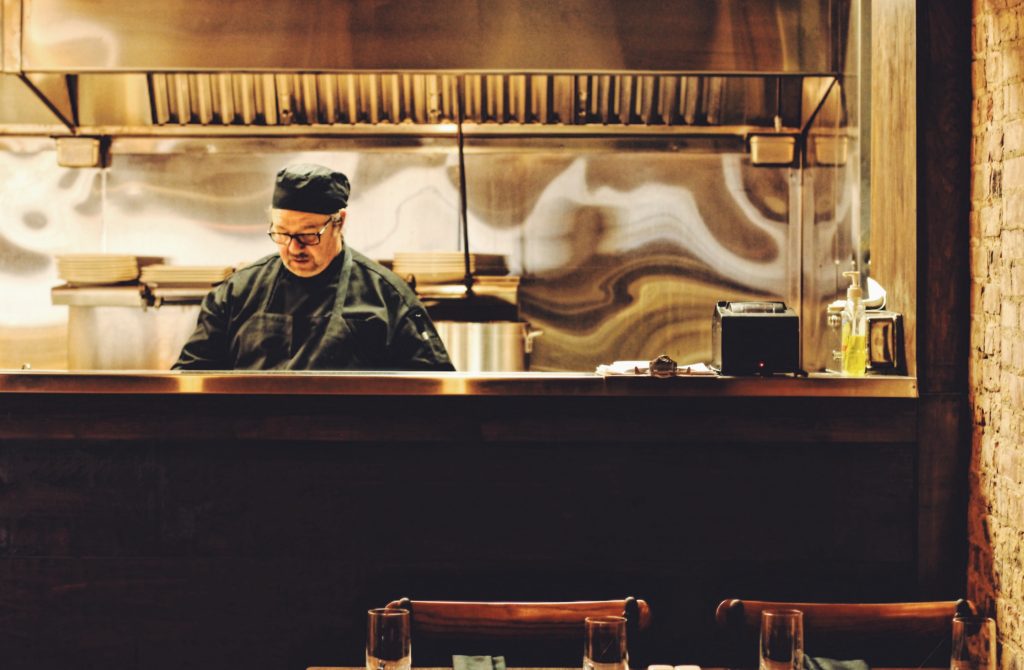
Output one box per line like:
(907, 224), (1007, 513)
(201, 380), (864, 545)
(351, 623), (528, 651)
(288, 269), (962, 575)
(50, 285), (147, 307)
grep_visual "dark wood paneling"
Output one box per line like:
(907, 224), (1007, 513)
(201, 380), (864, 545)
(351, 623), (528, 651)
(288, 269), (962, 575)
(872, 0), (972, 597)
(0, 394), (918, 444)
(0, 556), (365, 670)
(0, 555), (918, 670)
(914, 0), (973, 596)
(0, 389), (919, 670)
(916, 0), (972, 397)
(0, 439), (916, 562)
(917, 394), (970, 594)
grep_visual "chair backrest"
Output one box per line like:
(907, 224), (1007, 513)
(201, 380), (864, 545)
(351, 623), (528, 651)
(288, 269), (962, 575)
(384, 598), (651, 665)
(387, 597), (651, 638)
(714, 598), (977, 668)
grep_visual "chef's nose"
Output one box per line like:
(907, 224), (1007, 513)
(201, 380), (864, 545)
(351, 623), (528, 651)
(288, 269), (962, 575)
(287, 236), (308, 252)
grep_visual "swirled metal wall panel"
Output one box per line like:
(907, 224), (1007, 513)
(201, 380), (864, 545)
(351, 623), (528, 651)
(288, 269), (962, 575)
(0, 138), (102, 369)
(461, 139), (795, 370)
(0, 136), (847, 371)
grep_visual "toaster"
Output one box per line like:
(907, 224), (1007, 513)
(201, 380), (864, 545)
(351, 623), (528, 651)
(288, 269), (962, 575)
(711, 300), (801, 375)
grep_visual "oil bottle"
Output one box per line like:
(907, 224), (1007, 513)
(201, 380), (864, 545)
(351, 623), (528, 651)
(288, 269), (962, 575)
(841, 270), (867, 376)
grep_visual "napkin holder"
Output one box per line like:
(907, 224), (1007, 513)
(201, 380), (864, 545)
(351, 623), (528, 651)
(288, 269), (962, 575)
(866, 310), (905, 374)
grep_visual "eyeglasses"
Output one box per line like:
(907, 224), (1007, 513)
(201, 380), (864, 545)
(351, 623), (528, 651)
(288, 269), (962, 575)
(267, 215), (338, 246)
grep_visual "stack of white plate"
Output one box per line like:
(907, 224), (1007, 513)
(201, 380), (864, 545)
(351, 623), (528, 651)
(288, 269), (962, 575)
(56, 254), (156, 285)
(140, 264), (235, 288)
(392, 252), (508, 284)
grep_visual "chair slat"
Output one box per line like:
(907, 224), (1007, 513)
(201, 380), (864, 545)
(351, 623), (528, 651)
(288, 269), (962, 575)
(714, 598), (978, 668)
(386, 599), (651, 639)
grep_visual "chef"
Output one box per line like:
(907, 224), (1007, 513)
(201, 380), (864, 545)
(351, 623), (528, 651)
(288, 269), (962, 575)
(173, 164), (454, 371)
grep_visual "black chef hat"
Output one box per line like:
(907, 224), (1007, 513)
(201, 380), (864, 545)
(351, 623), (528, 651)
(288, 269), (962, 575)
(272, 164), (351, 214)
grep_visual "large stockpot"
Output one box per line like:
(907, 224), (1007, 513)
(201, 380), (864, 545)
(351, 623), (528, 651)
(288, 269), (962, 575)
(434, 321), (543, 372)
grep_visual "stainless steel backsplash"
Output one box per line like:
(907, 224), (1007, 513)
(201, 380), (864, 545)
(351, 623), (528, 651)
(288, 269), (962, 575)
(0, 135), (856, 371)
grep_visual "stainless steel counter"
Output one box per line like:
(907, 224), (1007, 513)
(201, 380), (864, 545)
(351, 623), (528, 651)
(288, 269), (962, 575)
(0, 370), (918, 397)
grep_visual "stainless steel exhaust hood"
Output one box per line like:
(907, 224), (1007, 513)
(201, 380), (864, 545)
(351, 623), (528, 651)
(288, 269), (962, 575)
(0, 1), (71, 134)
(2, 0), (849, 137)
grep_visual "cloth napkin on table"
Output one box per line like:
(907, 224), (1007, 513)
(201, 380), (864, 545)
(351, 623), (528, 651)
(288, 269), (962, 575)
(453, 655), (506, 670)
(804, 656), (871, 670)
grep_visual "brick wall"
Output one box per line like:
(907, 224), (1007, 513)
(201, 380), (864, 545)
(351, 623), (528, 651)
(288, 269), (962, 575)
(970, 0), (1024, 665)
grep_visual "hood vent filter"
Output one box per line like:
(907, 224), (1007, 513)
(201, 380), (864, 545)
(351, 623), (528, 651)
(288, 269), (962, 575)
(148, 72), (800, 130)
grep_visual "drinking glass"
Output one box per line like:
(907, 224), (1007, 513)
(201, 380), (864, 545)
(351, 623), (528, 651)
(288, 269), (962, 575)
(759, 609), (804, 670)
(584, 615), (629, 670)
(951, 616), (996, 670)
(366, 607), (411, 670)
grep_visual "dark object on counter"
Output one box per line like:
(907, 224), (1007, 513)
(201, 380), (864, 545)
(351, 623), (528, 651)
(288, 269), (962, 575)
(711, 300), (800, 375)
(649, 354), (679, 378)
(867, 310), (905, 374)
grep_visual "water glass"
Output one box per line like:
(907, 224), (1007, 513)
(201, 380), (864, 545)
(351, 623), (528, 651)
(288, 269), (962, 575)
(759, 609), (804, 670)
(584, 615), (629, 670)
(951, 616), (996, 670)
(366, 607), (411, 670)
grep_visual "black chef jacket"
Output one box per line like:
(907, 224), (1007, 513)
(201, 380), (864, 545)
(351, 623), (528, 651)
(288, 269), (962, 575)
(173, 246), (454, 371)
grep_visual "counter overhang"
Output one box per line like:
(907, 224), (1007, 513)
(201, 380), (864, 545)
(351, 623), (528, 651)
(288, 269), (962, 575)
(0, 371), (918, 398)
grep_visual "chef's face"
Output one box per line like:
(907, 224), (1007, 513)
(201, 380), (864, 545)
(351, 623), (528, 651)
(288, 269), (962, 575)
(270, 208), (346, 278)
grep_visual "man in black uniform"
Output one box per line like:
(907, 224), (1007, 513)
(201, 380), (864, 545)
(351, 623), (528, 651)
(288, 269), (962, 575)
(173, 164), (454, 371)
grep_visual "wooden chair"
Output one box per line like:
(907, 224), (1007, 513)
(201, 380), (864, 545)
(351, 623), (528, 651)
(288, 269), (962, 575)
(714, 598), (977, 668)
(384, 597), (651, 665)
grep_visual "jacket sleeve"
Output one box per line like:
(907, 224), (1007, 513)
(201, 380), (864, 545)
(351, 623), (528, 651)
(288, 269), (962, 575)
(388, 307), (455, 371)
(172, 284), (232, 370)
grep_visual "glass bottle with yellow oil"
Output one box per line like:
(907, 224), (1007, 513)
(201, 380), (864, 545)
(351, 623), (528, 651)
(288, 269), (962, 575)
(841, 270), (867, 376)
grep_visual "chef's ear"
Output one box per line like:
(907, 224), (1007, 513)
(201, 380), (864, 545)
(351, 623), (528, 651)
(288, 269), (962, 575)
(335, 209), (347, 229)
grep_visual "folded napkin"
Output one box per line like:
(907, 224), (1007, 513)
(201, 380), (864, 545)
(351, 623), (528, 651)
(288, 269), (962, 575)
(804, 656), (871, 670)
(453, 655), (507, 670)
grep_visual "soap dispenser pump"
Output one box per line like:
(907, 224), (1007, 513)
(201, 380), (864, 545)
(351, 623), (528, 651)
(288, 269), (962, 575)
(841, 270), (867, 376)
